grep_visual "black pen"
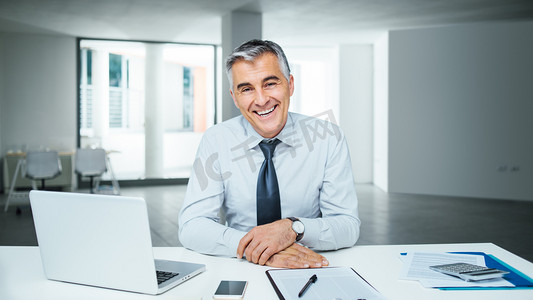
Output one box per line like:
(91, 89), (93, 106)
(298, 274), (317, 297)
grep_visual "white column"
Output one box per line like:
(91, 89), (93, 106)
(92, 50), (109, 143)
(373, 34), (389, 191)
(144, 44), (164, 178)
(221, 10), (262, 121)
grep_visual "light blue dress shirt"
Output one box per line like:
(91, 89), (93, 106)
(178, 112), (360, 257)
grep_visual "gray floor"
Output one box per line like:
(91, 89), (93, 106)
(1, 184), (532, 263)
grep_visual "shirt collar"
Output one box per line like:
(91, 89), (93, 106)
(240, 112), (298, 150)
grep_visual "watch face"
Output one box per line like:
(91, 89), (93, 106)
(292, 221), (304, 234)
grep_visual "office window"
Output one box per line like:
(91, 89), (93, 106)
(78, 39), (216, 180)
(80, 48), (93, 130)
(86, 49), (92, 85)
(108, 53), (128, 128)
(183, 66), (193, 129)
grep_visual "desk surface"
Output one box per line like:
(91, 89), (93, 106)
(1, 243), (532, 300)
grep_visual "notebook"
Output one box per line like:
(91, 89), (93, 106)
(29, 190), (206, 295)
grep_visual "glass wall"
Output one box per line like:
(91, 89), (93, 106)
(79, 39), (216, 180)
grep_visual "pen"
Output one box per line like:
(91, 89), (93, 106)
(298, 274), (317, 297)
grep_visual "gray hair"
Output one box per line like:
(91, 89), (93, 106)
(225, 39), (291, 90)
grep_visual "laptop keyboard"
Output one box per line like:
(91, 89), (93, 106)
(156, 271), (179, 285)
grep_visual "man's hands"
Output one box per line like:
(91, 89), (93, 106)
(265, 243), (329, 269)
(236, 219), (329, 268)
(237, 219), (295, 265)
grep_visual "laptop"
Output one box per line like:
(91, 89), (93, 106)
(29, 190), (206, 295)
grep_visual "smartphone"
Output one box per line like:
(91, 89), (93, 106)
(213, 280), (248, 300)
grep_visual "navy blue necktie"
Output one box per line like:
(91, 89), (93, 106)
(256, 139), (282, 225)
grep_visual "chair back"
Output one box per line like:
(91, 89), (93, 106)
(75, 148), (107, 177)
(25, 151), (62, 180)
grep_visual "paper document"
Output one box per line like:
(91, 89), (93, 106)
(399, 252), (514, 288)
(266, 266), (387, 300)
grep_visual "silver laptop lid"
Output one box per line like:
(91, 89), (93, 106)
(30, 190), (159, 294)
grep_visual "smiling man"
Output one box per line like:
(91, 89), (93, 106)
(178, 40), (360, 268)
(229, 50), (292, 139)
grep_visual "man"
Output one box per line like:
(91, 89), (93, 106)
(179, 39), (360, 268)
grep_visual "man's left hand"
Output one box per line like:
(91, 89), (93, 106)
(265, 243), (329, 269)
(237, 219), (295, 265)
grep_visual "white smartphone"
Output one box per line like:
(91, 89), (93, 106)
(213, 280), (248, 300)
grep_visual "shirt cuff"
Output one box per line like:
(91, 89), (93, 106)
(223, 227), (247, 257)
(298, 217), (321, 249)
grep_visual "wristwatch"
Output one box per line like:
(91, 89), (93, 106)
(287, 217), (305, 242)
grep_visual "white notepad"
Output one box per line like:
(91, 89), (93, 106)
(266, 266), (387, 300)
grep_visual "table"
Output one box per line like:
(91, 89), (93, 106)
(1, 243), (532, 299)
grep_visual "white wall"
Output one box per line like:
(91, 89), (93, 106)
(284, 46), (340, 120)
(387, 21), (533, 201)
(339, 44), (373, 183)
(0, 32), (77, 155)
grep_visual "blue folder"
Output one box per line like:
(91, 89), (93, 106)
(400, 251), (533, 290)
(439, 252), (533, 290)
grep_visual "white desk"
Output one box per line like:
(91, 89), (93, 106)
(1, 243), (532, 300)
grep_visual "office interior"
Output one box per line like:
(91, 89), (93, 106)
(0, 1), (532, 263)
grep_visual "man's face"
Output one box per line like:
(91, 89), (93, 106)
(230, 53), (294, 139)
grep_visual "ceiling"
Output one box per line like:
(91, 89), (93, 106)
(1, 0), (533, 45)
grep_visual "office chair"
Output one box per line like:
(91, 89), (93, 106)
(74, 148), (107, 193)
(24, 151), (63, 190)
(4, 150), (63, 214)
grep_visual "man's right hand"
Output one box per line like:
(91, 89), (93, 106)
(237, 219), (296, 265)
(265, 243), (329, 269)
